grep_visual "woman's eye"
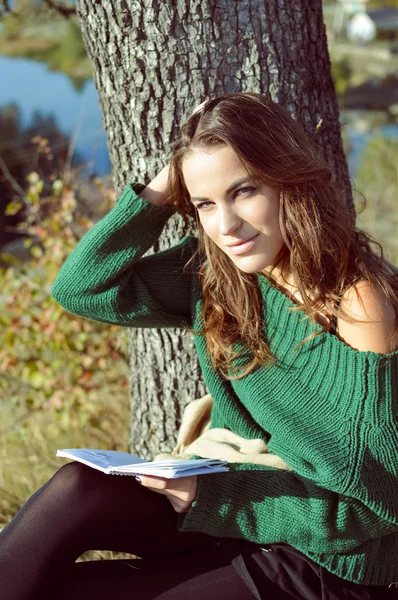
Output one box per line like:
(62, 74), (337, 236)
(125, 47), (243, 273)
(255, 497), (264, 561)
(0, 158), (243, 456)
(196, 201), (213, 210)
(195, 187), (255, 210)
(236, 186), (255, 196)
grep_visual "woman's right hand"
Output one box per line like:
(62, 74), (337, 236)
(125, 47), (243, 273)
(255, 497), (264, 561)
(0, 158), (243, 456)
(140, 101), (208, 207)
(139, 163), (171, 207)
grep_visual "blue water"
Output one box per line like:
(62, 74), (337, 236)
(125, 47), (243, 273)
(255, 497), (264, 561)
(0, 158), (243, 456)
(1, 55), (111, 175)
(346, 122), (398, 176)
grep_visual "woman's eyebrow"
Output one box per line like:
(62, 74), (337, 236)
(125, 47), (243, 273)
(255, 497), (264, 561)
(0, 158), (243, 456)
(190, 176), (253, 203)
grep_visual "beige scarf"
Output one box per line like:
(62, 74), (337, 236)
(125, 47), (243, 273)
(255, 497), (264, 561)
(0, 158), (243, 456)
(155, 393), (291, 471)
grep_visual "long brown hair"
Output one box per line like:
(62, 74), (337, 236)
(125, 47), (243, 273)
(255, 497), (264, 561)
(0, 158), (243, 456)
(168, 92), (398, 379)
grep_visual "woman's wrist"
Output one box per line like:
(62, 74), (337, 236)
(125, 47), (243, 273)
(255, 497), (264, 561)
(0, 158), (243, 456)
(139, 164), (171, 207)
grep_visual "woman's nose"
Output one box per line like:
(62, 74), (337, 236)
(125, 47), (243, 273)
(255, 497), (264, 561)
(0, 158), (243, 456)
(219, 206), (241, 235)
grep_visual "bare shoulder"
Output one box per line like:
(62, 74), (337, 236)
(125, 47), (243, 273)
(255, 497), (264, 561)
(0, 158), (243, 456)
(336, 281), (398, 354)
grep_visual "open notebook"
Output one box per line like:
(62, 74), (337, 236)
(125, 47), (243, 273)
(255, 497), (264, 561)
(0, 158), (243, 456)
(56, 448), (228, 479)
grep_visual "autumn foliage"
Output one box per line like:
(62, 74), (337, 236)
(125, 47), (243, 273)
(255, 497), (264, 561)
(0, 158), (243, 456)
(0, 157), (130, 442)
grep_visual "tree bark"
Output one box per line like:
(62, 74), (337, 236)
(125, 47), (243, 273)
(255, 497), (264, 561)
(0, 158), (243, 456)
(75, 0), (351, 459)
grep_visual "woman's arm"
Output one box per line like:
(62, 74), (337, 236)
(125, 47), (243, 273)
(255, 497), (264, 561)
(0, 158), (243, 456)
(178, 461), (398, 555)
(52, 177), (197, 328)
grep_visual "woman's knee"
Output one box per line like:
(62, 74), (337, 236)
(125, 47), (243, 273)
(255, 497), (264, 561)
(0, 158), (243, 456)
(44, 461), (104, 506)
(46, 461), (146, 515)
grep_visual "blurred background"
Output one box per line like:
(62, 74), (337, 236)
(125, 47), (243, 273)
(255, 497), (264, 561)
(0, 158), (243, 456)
(0, 0), (397, 533)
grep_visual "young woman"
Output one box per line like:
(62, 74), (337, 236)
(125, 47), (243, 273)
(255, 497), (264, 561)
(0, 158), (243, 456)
(1, 93), (397, 600)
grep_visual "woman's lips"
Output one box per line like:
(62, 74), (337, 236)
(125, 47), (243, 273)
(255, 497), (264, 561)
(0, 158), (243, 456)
(226, 234), (259, 255)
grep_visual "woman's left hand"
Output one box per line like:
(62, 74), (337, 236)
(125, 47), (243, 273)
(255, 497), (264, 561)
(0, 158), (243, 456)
(136, 475), (198, 513)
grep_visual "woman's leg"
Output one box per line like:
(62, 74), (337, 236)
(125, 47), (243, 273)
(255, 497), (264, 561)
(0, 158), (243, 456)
(0, 462), (213, 600)
(55, 543), (272, 600)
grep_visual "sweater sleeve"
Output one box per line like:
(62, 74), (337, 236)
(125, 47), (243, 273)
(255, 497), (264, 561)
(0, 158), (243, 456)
(178, 462), (398, 555)
(52, 183), (197, 328)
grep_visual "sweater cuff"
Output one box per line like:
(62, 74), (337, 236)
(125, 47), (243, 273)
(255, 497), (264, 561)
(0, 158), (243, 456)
(177, 471), (227, 534)
(130, 182), (147, 196)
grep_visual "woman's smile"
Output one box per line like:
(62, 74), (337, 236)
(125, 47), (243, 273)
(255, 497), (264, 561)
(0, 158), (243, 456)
(225, 234), (260, 255)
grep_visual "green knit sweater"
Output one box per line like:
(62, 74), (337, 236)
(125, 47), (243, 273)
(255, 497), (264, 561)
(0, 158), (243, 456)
(52, 184), (398, 587)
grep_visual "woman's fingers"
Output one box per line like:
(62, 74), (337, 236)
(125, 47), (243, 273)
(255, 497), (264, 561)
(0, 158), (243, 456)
(137, 475), (198, 513)
(137, 475), (168, 490)
(168, 497), (190, 513)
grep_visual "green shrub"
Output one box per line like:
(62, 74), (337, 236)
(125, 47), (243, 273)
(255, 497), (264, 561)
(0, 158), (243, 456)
(0, 148), (131, 526)
(1, 166), (130, 438)
(354, 134), (398, 265)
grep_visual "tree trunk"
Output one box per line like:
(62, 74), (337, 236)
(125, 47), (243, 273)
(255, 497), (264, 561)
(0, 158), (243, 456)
(75, 0), (351, 459)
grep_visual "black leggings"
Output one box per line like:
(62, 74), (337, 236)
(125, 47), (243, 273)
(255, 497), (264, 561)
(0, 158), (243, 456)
(0, 462), (270, 600)
(0, 462), (394, 600)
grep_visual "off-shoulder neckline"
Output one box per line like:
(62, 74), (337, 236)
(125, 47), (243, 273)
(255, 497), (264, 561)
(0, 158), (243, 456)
(258, 274), (398, 362)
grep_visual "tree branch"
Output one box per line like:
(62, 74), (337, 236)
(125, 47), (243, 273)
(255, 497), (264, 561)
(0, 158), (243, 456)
(0, 0), (75, 18)
(42, 0), (76, 17)
(0, 0), (11, 17)
(0, 155), (28, 206)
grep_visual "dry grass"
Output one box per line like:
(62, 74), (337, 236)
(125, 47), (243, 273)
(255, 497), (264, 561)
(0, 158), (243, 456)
(0, 391), (134, 561)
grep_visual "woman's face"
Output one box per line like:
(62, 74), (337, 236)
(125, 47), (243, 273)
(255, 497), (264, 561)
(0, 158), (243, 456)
(182, 145), (285, 274)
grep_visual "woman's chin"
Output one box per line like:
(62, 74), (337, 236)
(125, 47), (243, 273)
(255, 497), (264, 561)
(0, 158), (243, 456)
(229, 254), (273, 274)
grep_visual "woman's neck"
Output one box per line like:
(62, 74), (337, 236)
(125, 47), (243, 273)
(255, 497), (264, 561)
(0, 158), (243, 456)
(262, 264), (334, 330)
(262, 264), (297, 298)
